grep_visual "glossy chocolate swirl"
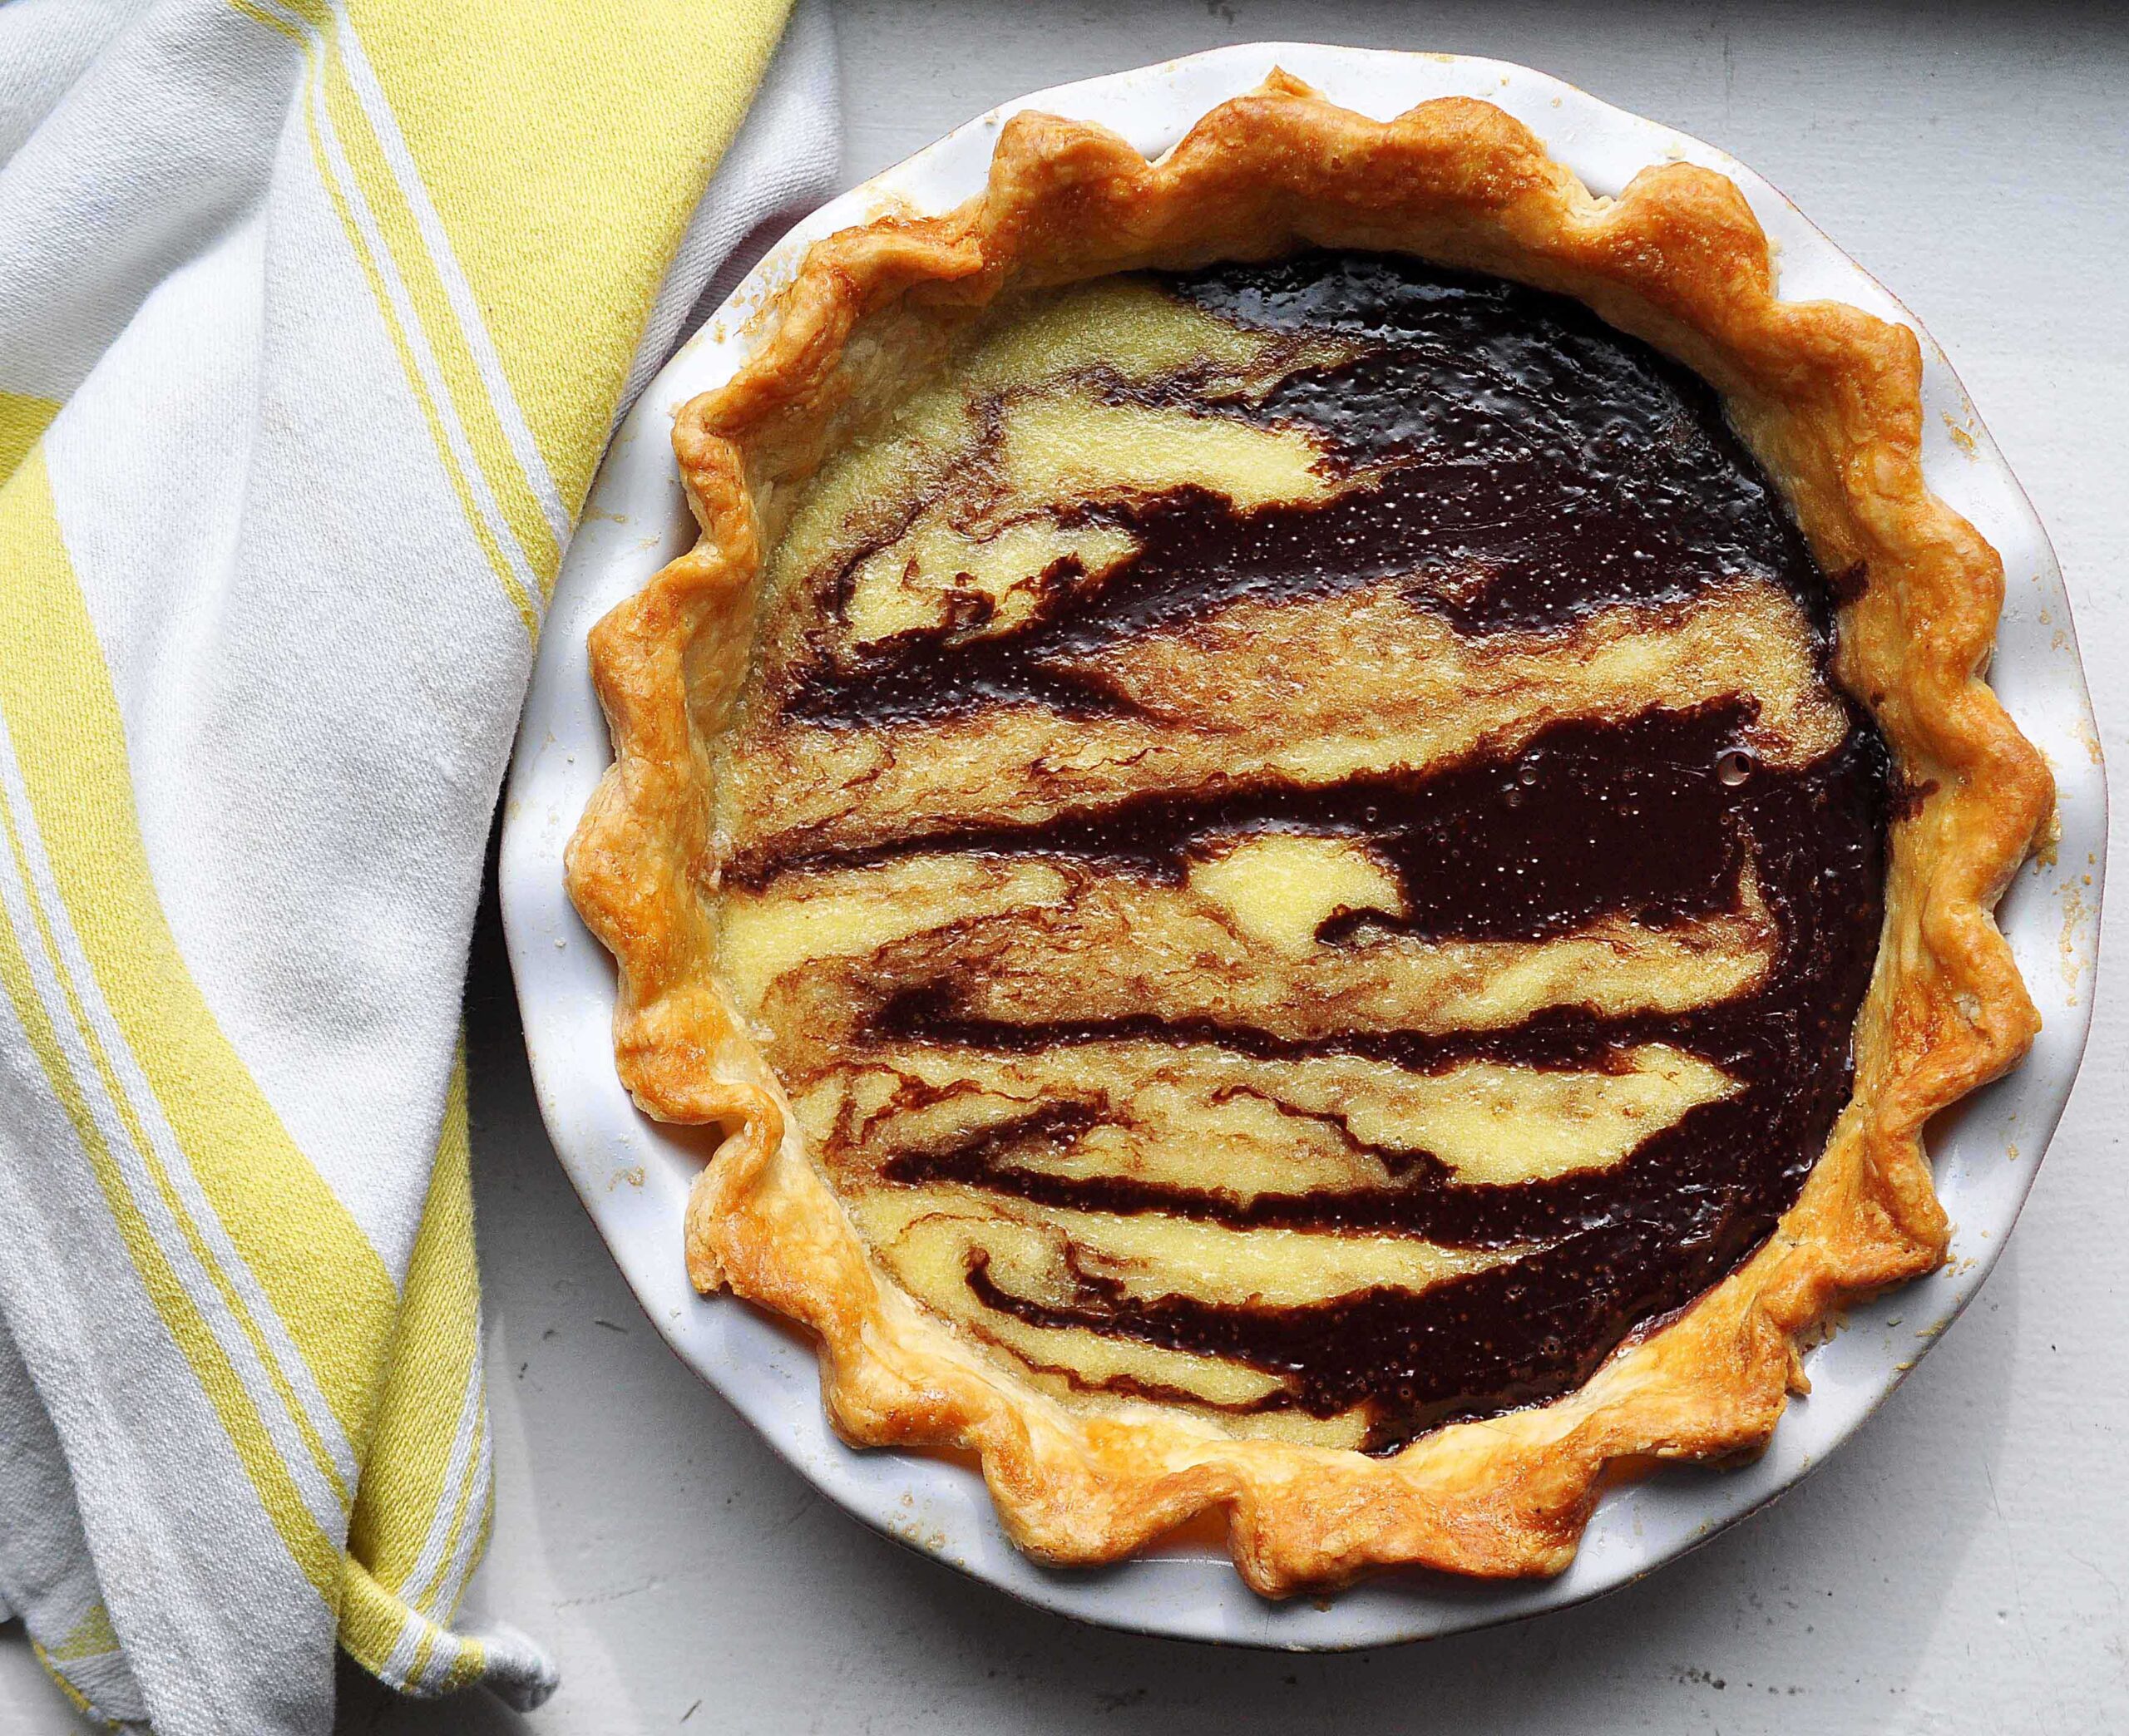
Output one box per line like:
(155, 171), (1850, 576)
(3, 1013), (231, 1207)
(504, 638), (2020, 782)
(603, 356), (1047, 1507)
(710, 253), (1889, 1453)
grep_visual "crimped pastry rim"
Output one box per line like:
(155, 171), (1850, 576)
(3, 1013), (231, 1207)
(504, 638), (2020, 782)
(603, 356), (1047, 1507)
(563, 72), (2052, 1595)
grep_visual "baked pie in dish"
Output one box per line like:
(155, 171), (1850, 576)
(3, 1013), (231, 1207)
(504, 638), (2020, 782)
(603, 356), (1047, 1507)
(567, 75), (2051, 1591)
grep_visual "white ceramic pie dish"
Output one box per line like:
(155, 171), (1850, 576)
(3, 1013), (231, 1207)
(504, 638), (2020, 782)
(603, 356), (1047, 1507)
(499, 44), (2106, 1649)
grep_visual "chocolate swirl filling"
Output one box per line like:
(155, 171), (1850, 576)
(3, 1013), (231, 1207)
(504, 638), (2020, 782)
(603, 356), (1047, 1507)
(724, 252), (1890, 1452)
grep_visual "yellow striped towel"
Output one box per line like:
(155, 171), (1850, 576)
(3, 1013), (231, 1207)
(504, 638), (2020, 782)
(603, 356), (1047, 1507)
(0, 1), (837, 1727)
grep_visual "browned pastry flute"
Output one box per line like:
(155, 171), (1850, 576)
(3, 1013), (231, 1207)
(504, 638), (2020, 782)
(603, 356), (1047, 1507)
(566, 73), (2050, 1592)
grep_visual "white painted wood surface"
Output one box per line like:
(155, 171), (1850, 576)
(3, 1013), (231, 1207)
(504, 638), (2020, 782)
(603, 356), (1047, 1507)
(5, 2), (2123, 1729)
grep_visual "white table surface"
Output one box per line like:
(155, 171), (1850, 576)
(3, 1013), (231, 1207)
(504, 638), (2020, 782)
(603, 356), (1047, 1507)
(4, 2), (2125, 1730)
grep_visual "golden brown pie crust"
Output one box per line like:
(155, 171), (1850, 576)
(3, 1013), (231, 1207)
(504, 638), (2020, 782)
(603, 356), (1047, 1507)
(565, 75), (2051, 1591)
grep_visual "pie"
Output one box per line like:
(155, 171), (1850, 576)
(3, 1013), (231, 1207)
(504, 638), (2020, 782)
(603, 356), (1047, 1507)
(566, 75), (2050, 1591)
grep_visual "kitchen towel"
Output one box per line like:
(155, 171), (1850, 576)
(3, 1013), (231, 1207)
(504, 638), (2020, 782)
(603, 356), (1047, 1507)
(0, 0), (837, 1727)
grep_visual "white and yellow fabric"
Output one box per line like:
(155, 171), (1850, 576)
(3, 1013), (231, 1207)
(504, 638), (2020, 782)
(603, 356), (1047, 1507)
(0, 0), (837, 1728)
